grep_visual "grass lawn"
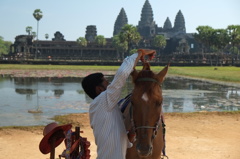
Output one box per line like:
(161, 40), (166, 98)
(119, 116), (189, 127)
(163, 66), (240, 83)
(0, 64), (240, 83)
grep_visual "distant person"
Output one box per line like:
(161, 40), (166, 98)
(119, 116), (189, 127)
(81, 49), (155, 159)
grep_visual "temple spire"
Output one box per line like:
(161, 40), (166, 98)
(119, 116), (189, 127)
(173, 10), (186, 33)
(138, 0), (154, 26)
(113, 8), (128, 36)
(163, 17), (172, 30)
(137, 0), (156, 38)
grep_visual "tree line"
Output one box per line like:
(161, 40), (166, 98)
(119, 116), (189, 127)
(194, 25), (240, 55)
(0, 36), (12, 57)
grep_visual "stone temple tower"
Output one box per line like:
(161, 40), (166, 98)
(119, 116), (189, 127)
(137, 0), (156, 38)
(173, 10), (186, 33)
(163, 17), (172, 31)
(113, 8), (128, 36)
(85, 25), (97, 42)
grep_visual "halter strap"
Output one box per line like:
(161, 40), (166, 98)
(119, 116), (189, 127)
(136, 78), (162, 87)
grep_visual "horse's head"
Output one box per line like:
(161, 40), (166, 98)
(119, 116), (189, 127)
(130, 63), (168, 157)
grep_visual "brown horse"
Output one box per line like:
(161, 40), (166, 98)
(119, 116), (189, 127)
(126, 63), (168, 159)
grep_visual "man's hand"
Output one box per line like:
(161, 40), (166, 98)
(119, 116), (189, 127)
(138, 49), (156, 62)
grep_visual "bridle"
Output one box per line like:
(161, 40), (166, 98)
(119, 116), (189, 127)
(130, 77), (163, 140)
(136, 77), (162, 87)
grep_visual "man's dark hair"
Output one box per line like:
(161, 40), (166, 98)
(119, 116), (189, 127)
(81, 73), (104, 99)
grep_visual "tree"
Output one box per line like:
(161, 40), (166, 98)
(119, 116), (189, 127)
(33, 9), (43, 40)
(95, 35), (107, 58)
(33, 9), (43, 59)
(211, 29), (229, 52)
(77, 37), (87, 47)
(112, 35), (128, 60)
(32, 32), (37, 40)
(129, 49), (138, 55)
(152, 35), (167, 55)
(0, 36), (12, 56)
(194, 26), (215, 53)
(227, 25), (240, 54)
(119, 24), (141, 56)
(26, 26), (32, 35)
(76, 37), (87, 57)
(95, 35), (106, 46)
(45, 34), (49, 40)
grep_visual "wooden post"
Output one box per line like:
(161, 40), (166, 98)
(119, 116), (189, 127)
(49, 130), (65, 159)
(75, 127), (80, 156)
(49, 136), (56, 159)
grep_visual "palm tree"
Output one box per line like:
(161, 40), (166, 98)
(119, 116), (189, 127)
(32, 32), (37, 40)
(33, 9), (43, 40)
(153, 35), (167, 55)
(112, 35), (128, 60)
(26, 26), (32, 35)
(119, 24), (141, 56)
(33, 9), (43, 59)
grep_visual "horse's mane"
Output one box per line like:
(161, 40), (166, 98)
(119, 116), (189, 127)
(132, 70), (162, 101)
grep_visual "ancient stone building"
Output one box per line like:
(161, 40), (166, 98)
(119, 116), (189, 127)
(85, 25), (97, 42)
(163, 17), (172, 31)
(8, 0), (200, 62)
(137, 0), (157, 39)
(8, 30), (118, 61)
(52, 31), (66, 41)
(113, 8), (128, 36)
(173, 10), (186, 33)
(114, 0), (199, 54)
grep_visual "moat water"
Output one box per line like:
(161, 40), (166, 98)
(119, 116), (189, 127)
(0, 75), (239, 126)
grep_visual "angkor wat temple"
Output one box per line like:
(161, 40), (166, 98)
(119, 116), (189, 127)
(7, 0), (202, 63)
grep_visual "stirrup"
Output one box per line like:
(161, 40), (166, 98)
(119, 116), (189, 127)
(161, 155), (169, 159)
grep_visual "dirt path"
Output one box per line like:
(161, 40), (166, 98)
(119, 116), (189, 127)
(0, 112), (240, 159)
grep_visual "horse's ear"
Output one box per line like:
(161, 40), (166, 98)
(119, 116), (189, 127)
(142, 62), (150, 70)
(131, 69), (138, 82)
(157, 64), (169, 83)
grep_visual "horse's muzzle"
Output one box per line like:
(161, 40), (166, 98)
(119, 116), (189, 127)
(136, 143), (153, 157)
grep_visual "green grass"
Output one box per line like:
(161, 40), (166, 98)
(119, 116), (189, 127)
(0, 64), (119, 71)
(165, 110), (240, 117)
(164, 66), (240, 83)
(1, 64), (240, 83)
(0, 125), (43, 130)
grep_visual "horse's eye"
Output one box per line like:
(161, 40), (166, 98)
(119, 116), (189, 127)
(156, 101), (162, 106)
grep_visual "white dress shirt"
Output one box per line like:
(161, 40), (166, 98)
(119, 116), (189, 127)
(89, 53), (138, 159)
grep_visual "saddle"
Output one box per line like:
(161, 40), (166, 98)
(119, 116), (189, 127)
(118, 93), (132, 131)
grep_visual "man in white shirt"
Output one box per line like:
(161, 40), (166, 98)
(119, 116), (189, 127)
(81, 49), (155, 159)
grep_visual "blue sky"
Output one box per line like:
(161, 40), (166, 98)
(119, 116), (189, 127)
(1, 0), (239, 42)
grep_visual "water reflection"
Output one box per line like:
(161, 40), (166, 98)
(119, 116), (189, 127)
(162, 77), (240, 112)
(0, 75), (239, 127)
